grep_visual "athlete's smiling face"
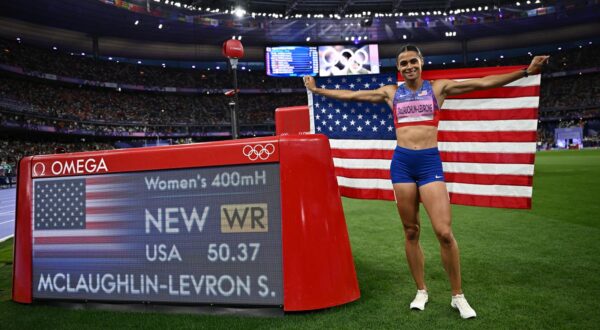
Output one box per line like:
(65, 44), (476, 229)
(397, 51), (423, 81)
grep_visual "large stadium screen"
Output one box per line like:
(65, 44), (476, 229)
(31, 163), (283, 305)
(318, 44), (380, 77)
(265, 46), (319, 77)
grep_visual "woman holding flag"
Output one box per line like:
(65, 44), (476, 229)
(303, 45), (548, 319)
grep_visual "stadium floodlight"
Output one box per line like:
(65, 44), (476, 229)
(403, 34), (407, 39)
(158, 23), (163, 29)
(306, 37), (311, 41)
(192, 65), (196, 68)
(233, 7), (246, 18)
(134, 20), (139, 25)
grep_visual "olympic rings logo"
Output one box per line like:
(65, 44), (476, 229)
(320, 46), (370, 75)
(242, 144), (275, 161)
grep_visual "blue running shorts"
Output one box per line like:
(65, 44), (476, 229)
(390, 146), (445, 187)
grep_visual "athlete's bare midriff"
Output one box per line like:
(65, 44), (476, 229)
(395, 126), (438, 150)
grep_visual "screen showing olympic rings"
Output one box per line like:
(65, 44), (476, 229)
(318, 44), (380, 77)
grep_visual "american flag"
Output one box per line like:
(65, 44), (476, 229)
(308, 66), (540, 209)
(33, 175), (140, 258)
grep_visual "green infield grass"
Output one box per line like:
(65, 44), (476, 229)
(1, 149), (599, 329)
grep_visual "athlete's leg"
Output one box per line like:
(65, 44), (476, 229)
(393, 182), (426, 291)
(418, 181), (462, 295)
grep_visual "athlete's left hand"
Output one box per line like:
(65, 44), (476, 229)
(526, 55), (550, 75)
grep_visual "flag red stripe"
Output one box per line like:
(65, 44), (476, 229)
(86, 221), (134, 229)
(440, 108), (538, 120)
(440, 152), (535, 164)
(335, 168), (391, 179)
(445, 86), (540, 99)
(86, 177), (124, 185)
(449, 192), (531, 209)
(34, 236), (123, 244)
(335, 168), (532, 186)
(445, 173), (533, 186)
(339, 186), (395, 201)
(87, 206), (133, 214)
(437, 131), (537, 142)
(331, 149), (393, 159)
(87, 191), (132, 200)
(33, 251), (137, 258)
(331, 149), (534, 163)
(412, 66), (526, 80)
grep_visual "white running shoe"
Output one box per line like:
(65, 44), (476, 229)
(409, 290), (429, 310)
(451, 294), (477, 319)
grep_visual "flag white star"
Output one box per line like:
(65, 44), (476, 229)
(350, 120), (356, 126)
(364, 83), (370, 88)
(358, 114), (363, 120)
(388, 126), (394, 131)
(349, 83), (355, 89)
(321, 109), (326, 113)
(357, 126), (363, 132)
(316, 114), (320, 119)
(350, 109), (356, 113)
(327, 114), (333, 119)
(372, 126), (378, 132)
(342, 78), (347, 83)
(335, 84), (341, 89)
(317, 126), (322, 131)
(357, 77), (362, 82)
(329, 126), (333, 131)
(372, 77), (378, 82)
(335, 108), (341, 113)
(342, 126), (347, 131)
(327, 79), (332, 83)
(322, 120), (326, 125)
(320, 84), (326, 88)
(373, 114), (378, 119)
(342, 114), (348, 119)
(387, 77), (393, 82)
(380, 119), (386, 125)
(379, 82), (386, 87)
(335, 120), (340, 125)
(365, 120), (371, 126)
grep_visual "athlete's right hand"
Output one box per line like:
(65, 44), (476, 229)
(303, 76), (317, 92)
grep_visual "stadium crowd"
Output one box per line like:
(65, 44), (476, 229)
(1, 37), (599, 170)
(1, 38), (303, 89)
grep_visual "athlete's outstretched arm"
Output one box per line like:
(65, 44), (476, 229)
(303, 76), (392, 103)
(437, 55), (549, 97)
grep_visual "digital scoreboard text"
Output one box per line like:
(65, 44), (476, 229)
(31, 163), (283, 305)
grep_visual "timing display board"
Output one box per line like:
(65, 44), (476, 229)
(31, 163), (283, 305)
(265, 46), (318, 77)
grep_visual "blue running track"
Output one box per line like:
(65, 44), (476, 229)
(0, 188), (16, 242)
